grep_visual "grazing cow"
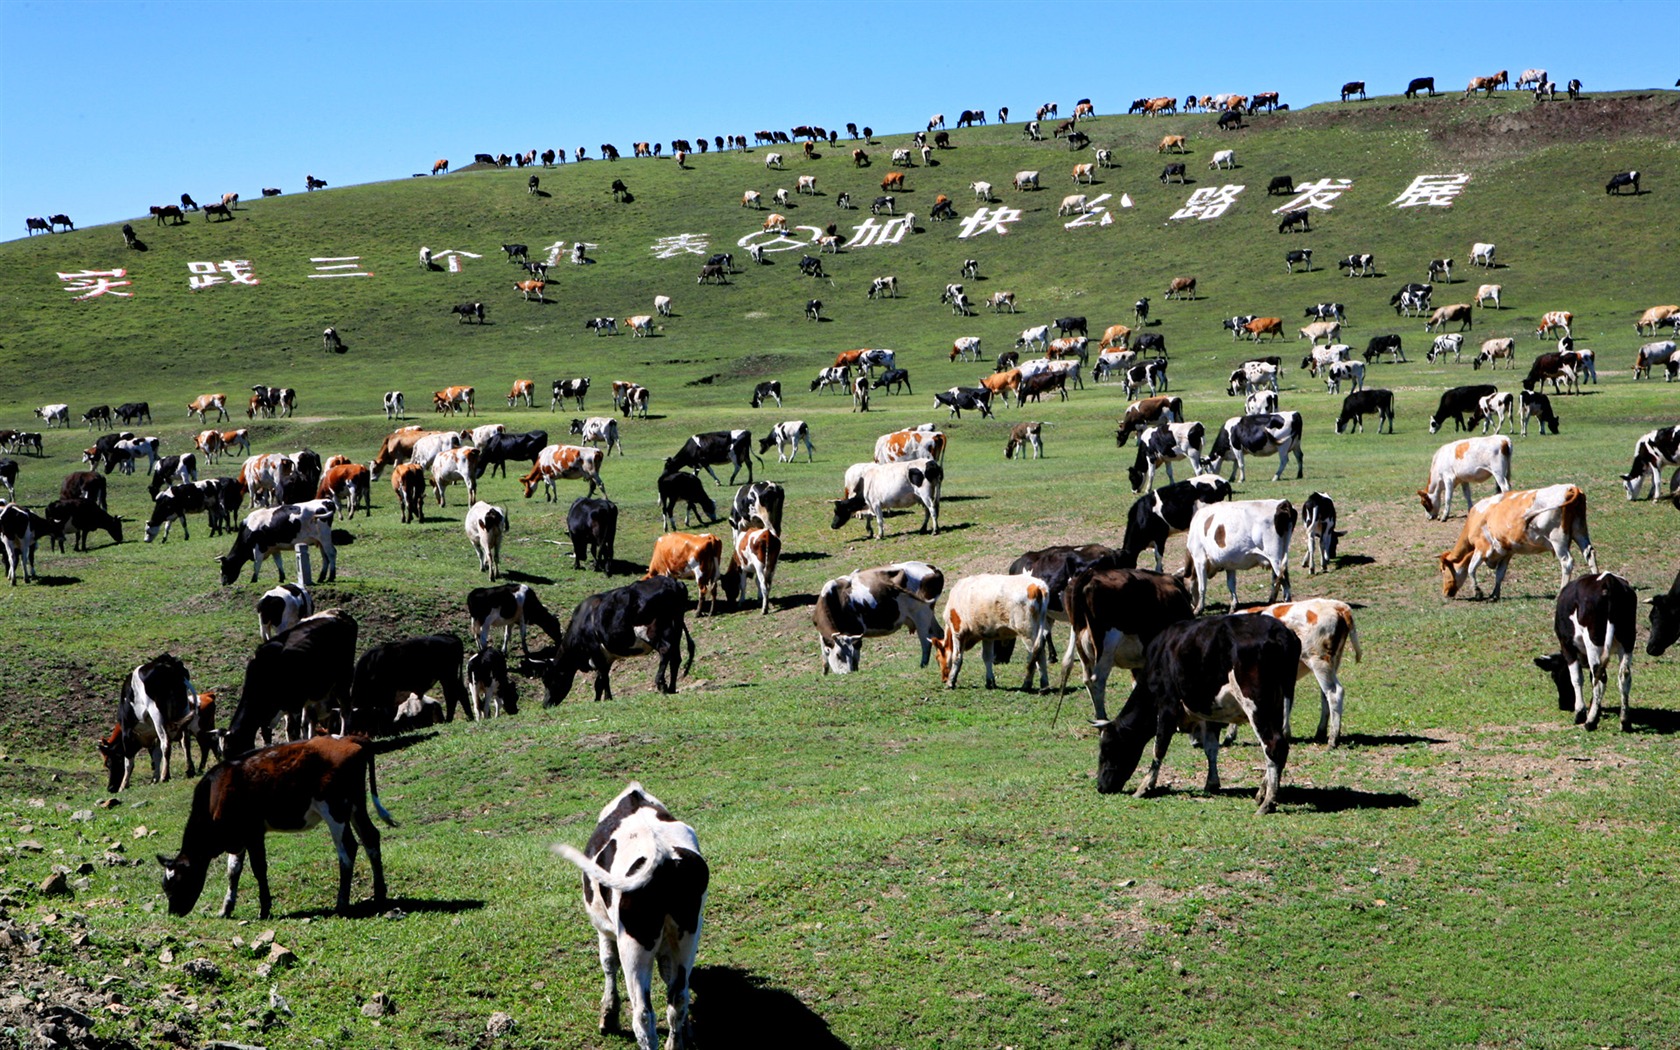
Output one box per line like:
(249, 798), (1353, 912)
(1535, 574), (1637, 732)
(219, 501), (337, 586)
(1299, 320), (1341, 345)
(1519, 390), (1561, 436)
(520, 576), (695, 703)
(1125, 422), (1205, 493)
(811, 366), (850, 394)
(551, 783), (707, 1050)
(1227, 360), (1280, 396)
(1472, 337), (1517, 370)
(1406, 76), (1436, 98)
(830, 460), (942, 540)
(1418, 434), (1511, 519)
(1465, 71), (1508, 96)
(1334, 389), (1395, 434)
(1013, 170), (1040, 191)
(1093, 615), (1298, 814)
(1536, 310), (1573, 340)
(657, 470), (719, 532)
(1632, 340), (1678, 380)
(1184, 498), (1297, 614)
(1324, 360), (1366, 394)
(521, 445), (608, 501)
(45, 497), (124, 552)
(257, 583), (314, 641)
(1296, 491), (1341, 576)
(1441, 485), (1596, 600)
(1620, 427), (1680, 500)
(867, 275), (899, 299)
(1426, 303), (1476, 332)
(810, 562), (944, 674)
(1157, 134), (1187, 154)
(503, 379), (535, 409)
(932, 574), (1052, 691)
(474, 431), (549, 481)
(464, 645), (517, 720)
(61, 470), (108, 509)
(1363, 334), (1405, 363)
(156, 735), (393, 920)
(99, 654), (201, 791)
(1635, 305), (1680, 336)
(1164, 276), (1197, 302)
(934, 387), (993, 419)
(1301, 343), (1349, 376)
(1340, 81), (1367, 101)
(1159, 162), (1188, 184)
(654, 295), (673, 318)
(759, 420), (815, 464)
(1338, 253), (1376, 277)
(664, 431), (757, 486)
(872, 368), (912, 396)
(146, 479), (237, 542)
(1114, 400), (1182, 453)
(1468, 242), (1497, 268)
(464, 501), (509, 580)
(1428, 333), (1466, 364)
(1276, 208), (1311, 233)
(1239, 598), (1361, 747)
(1205, 412), (1304, 483)
(1427, 384), (1500, 437)
(749, 381), (782, 409)
(566, 496), (618, 575)
(468, 583), (565, 654)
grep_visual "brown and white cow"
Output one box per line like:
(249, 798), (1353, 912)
(391, 463), (427, 523)
(1418, 435), (1511, 519)
(430, 446), (479, 506)
(1635, 305), (1680, 336)
(157, 735), (395, 919)
(1184, 499), (1297, 613)
(933, 573), (1053, 691)
(433, 385), (476, 416)
(1059, 567), (1195, 719)
(646, 532), (724, 615)
(721, 526), (780, 613)
(1426, 304), (1475, 332)
(873, 428), (945, 464)
(317, 462), (371, 518)
(1239, 599), (1361, 747)
(507, 379), (535, 408)
(1440, 484), (1596, 600)
(1165, 276), (1197, 300)
(188, 394), (229, 423)
(521, 445), (607, 500)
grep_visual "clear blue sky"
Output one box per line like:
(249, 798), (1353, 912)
(2, 0), (1673, 238)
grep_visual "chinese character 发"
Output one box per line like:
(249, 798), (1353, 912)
(1271, 178), (1353, 214)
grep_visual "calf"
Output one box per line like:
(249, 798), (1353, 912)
(658, 470), (719, 531)
(1645, 567), (1680, 657)
(1534, 574), (1636, 731)
(760, 420), (815, 463)
(1093, 615), (1299, 814)
(1184, 498), (1297, 613)
(1204, 412), (1304, 482)
(1335, 389), (1395, 434)
(257, 583), (314, 641)
(1242, 598), (1361, 746)
(1620, 427), (1680, 500)
(567, 496), (618, 574)
(1005, 421), (1044, 460)
(465, 645), (518, 719)
(1440, 485), (1596, 600)
(1298, 492), (1340, 574)
(830, 460), (942, 539)
(468, 583), (565, 653)
(933, 574), (1053, 691)
(552, 784), (707, 1050)
(98, 654), (201, 792)
(392, 463), (427, 523)
(465, 501), (509, 580)
(157, 736), (394, 919)
(1418, 435), (1512, 519)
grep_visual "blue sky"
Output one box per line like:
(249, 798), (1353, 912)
(2, 0), (1674, 238)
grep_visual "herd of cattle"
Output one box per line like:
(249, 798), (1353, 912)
(10, 79), (1680, 1050)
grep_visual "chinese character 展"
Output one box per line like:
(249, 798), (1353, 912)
(1390, 174), (1470, 208)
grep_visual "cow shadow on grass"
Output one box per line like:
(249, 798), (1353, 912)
(532, 190), (552, 199)
(1333, 555), (1377, 568)
(1275, 784), (1419, 812)
(502, 569), (556, 586)
(940, 494), (990, 503)
(691, 966), (851, 1050)
(35, 575), (82, 587)
(370, 731), (440, 755)
(1333, 731), (1444, 748)
(780, 550), (831, 563)
(1626, 708), (1680, 735)
(284, 896), (486, 921)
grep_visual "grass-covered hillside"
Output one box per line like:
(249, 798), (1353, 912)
(1, 89), (1679, 1049)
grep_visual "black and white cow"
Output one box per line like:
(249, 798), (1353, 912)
(1204, 412), (1305, 482)
(467, 583), (566, 653)
(830, 460), (942, 539)
(257, 582), (314, 640)
(664, 431), (758, 485)
(146, 479), (241, 542)
(552, 783), (708, 1050)
(1117, 475), (1233, 572)
(1520, 390), (1561, 436)
(1093, 614), (1300, 814)
(465, 645), (519, 719)
(520, 576), (696, 703)
(567, 497), (618, 574)
(1299, 492), (1340, 574)
(148, 453), (199, 498)
(1428, 385), (1499, 433)
(1060, 567), (1197, 720)
(0, 503), (50, 585)
(97, 653), (201, 792)
(1621, 427), (1680, 500)
(1126, 422), (1205, 492)
(812, 563), (945, 673)
(750, 381), (783, 408)
(218, 501), (337, 586)
(1304, 302), (1346, 323)
(350, 632), (472, 728)
(934, 387), (994, 419)
(730, 481), (784, 535)
(759, 420), (816, 463)
(1534, 573), (1637, 731)
(551, 378), (591, 411)
(1335, 389), (1395, 434)
(44, 497), (124, 552)
(658, 470), (719, 531)
(223, 610), (359, 755)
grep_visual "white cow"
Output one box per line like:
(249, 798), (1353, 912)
(1417, 435), (1512, 519)
(1470, 242), (1496, 267)
(1184, 498), (1298, 614)
(464, 501), (508, 580)
(765, 152), (783, 169)
(1057, 193), (1089, 216)
(1013, 170), (1040, 191)
(932, 573), (1053, 691)
(1015, 325), (1050, 351)
(430, 446), (479, 506)
(35, 404), (70, 429)
(971, 181), (994, 201)
(831, 460), (942, 539)
(1209, 149), (1235, 169)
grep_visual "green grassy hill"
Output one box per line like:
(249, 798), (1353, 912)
(2, 90), (1679, 1049)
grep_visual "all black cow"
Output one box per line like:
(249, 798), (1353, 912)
(566, 496), (618, 574)
(350, 633), (472, 728)
(223, 610), (359, 755)
(520, 576), (696, 703)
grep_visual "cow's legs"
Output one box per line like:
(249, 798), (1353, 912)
(1135, 705), (1177, 797)
(595, 931), (623, 1033)
(981, 640), (996, 688)
(618, 936), (659, 1050)
(1614, 649), (1632, 731)
(350, 796), (386, 905)
(222, 850), (247, 918)
(1225, 569), (1240, 611)
(1193, 723), (1222, 793)
(701, 463), (723, 485)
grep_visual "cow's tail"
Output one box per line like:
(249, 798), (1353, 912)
(366, 748), (399, 827)
(680, 621), (697, 678)
(554, 842), (663, 893)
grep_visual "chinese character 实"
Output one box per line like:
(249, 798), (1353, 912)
(1390, 174), (1470, 209)
(57, 269), (133, 300)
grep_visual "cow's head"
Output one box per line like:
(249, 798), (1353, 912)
(1532, 653), (1577, 712)
(1092, 685), (1155, 795)
(98, 726), (128, 793)
(820, 633), (864, 675)
(1439, 552), (1468, 598)
(829, 496), (866, 531)
(1648, 587), (1680, 657)
(518, 645), (580, 707)
(216, 553), (242, 587)
(1416, 490), (1438, 517)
